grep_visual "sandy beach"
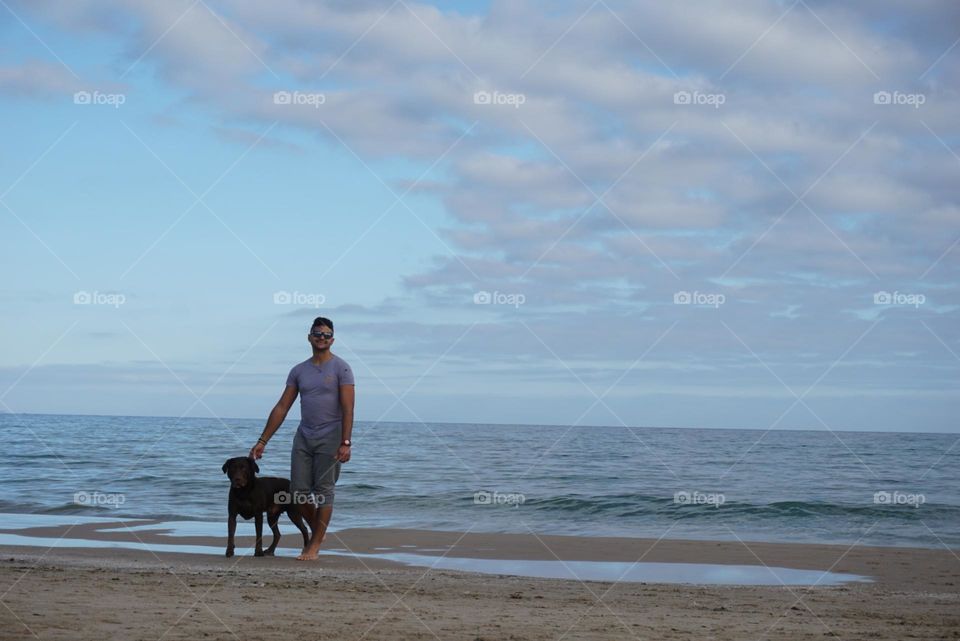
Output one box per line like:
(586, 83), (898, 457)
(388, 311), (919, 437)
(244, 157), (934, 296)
(1, 521), (958, 640)
(4, 1), (960, 639)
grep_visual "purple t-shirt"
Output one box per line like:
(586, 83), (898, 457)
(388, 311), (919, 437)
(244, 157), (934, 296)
(285, 355), (355, 439)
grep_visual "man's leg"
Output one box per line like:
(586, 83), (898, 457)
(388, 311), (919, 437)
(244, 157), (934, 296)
(297, 451), (340, 561)
(298, 503), (332, 560)
(290, 431), (316, 552)
(300, 503), (316, 539)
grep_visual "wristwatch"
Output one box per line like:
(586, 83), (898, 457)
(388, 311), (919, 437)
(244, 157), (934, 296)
(341, 439), (351, 447)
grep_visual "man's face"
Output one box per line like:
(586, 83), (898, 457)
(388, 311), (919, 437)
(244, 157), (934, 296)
(308, 324), (334, 350)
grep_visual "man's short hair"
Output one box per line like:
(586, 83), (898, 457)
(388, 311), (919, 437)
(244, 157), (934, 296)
(312, 317), (334, 332)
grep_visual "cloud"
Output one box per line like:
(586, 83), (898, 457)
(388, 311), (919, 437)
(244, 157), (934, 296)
(211, 125), (305, 154)
(12, 0), (958, 283)
(5, 0), (959, 428)
(0, 59), (82, 98)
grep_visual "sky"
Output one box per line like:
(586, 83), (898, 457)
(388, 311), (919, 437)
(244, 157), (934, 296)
(0, 0), (958, 432)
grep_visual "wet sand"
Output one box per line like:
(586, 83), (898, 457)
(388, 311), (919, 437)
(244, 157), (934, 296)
(1, 522), (958, 640)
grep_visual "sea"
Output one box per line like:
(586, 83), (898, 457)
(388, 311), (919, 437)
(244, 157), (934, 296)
(3, 413), (958, 549)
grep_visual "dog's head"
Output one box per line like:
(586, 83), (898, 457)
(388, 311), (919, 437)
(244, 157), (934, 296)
(222, 457), (259, 489)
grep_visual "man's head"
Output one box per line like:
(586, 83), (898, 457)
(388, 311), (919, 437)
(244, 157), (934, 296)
(308, 316), (335, 351)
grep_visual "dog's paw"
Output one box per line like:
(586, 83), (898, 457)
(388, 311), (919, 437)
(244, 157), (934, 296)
(225, 548), (234, 558)
(254, 549), (264, 557)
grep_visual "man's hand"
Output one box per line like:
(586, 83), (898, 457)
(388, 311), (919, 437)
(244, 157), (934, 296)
(250, 441), (266, 460)
(335, 444), (351, 463)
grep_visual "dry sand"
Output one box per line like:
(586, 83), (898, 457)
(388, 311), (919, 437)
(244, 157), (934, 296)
(1, 522), (958, 640)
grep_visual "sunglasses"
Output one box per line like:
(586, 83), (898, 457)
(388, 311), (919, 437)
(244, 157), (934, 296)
(310, 331), (333, 340)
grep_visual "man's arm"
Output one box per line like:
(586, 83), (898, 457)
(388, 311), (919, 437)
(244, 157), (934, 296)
(250, 385), (298, 459)
(336, 384), (355, 462)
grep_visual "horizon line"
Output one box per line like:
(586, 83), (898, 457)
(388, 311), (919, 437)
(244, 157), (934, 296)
(0, 410), (954, 436)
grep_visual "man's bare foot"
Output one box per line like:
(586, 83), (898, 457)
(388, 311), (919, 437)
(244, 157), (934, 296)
(297, 543), (321, 561)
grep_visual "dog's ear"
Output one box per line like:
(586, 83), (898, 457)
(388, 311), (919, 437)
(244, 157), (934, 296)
(222, 459), (230, 474)
(248, 457), (259, 474)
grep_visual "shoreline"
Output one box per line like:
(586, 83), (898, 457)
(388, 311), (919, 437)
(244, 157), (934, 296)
(3, 510), (955, 549)
(1, 518), (958, 590)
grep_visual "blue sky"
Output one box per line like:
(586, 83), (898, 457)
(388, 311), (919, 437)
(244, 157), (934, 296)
(1, 0), (958, 432)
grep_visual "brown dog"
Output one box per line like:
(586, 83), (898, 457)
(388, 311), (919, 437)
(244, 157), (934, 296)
(222, 456), (310, 557)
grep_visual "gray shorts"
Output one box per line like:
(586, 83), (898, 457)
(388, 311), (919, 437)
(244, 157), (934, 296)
(290, 429), (341, 506)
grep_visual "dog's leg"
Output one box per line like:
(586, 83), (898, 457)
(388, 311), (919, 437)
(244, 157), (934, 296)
(265, 509), (281, 556)
(226, 511), (237, 557)
(287, 506), (310, 549)
(254, 513), (264, 557)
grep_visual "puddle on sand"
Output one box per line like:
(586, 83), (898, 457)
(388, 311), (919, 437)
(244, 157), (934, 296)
(0, 533), (871, 585)
(364, 553), (871, 585)
(0, 514), (872, 585)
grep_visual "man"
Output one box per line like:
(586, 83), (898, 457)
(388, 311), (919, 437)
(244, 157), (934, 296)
(249, 316), (355, 561)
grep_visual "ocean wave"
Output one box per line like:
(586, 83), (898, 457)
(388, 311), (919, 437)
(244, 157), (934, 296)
(36, 503), (127, 515)
(9, 453), (80, 460)
(523, 494), (674, 514)
(30, 503), (212, 522)
(518, 495), (960, 520)
(740, 500), (960, 520)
